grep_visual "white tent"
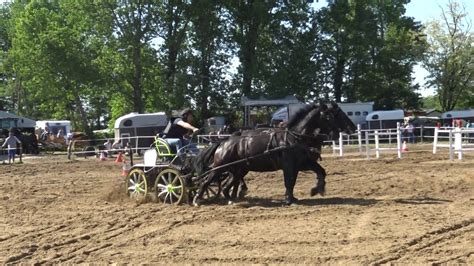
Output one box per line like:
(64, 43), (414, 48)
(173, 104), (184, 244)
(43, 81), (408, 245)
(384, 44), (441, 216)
(271, 107), (288, 122)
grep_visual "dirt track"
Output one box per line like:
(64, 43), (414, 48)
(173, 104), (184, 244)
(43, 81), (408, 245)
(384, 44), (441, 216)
(1, 148), (473, 264)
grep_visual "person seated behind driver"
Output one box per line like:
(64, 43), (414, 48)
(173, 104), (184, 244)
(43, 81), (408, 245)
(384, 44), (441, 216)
(164, 108), (199, 153)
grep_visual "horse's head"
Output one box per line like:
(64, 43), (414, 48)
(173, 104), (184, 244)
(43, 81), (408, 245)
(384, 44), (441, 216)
(327, 102), (356, 135)
(287, 102), (334, 139)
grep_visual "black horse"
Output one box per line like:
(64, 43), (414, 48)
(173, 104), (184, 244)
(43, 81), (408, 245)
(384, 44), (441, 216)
(193, 102), (355, 206)
(227, 102), (354, 200)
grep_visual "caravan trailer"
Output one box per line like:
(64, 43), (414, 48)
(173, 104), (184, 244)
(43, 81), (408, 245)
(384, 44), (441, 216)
(36, 120), (71, 137)
(441, 109), (474, 126)
(366, 110), (405, 129)
(114, 112), (168, 151)
(339, 102), (374, 128)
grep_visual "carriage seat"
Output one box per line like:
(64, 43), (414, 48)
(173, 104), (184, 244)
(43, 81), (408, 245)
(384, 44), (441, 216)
(153, 137), (178, 158)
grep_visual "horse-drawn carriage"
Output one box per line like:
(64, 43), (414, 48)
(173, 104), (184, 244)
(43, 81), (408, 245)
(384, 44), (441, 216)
(125, 133), (223, 204)
(125, 102), (356, 206)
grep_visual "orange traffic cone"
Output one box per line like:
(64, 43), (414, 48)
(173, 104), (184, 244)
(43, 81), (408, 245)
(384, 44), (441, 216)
(402, 140), (408, 152)
(115, 152), (124, 164)
(99, 151), (107, 161)
(121, 163), (130, 177)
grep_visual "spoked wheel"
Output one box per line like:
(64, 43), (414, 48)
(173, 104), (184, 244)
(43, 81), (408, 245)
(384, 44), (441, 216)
(155, 168), (186, 205)
(203, 181), (221, 200)
(125, 168), (148, 201)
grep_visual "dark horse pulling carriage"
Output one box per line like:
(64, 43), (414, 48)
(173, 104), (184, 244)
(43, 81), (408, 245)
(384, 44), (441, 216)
(125, 102), (355, 206)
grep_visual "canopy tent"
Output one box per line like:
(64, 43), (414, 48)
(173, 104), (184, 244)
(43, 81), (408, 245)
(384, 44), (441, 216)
(241, 95), (301, 127)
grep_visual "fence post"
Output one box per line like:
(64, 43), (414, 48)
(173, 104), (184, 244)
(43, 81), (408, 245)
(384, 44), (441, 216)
(433, 127), (439, 154)
(454, 127), (462, 160)
(357, 124), (362, 155)
(397, 122), (401, 159)
(448, 129), (453, 160)
(420, 125), (424, 143)
(19, 146), (23, 163)
(365, 131), (370, 159)
(332, 140), (336, 155)
(339, 132), (344, 157)
(375, 130), (380, 159)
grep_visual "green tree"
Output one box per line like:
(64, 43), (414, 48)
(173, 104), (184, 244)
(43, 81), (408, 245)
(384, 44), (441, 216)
(258, 1), (318, 100)
(226, 0), (275, 97)
(8, 1), (107, 134)
(316, 0), (425, 109)
(423, 0), (473, 111)
(157, 0), (190, 111)
(105, 1), (161, 114)
(187, 0), (232, 118)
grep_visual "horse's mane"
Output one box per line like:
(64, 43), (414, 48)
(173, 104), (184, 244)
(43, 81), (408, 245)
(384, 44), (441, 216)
(286, 104), (317, 129)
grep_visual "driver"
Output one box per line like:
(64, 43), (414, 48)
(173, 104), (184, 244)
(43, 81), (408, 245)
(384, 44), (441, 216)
(164, 108), (199, 153)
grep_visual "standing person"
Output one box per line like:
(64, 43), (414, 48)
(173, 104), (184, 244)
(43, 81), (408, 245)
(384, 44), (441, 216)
(103, 139), (113, 157)
(163, 108), (199, 152)
(1, 131), (22, 164)
(40, 127), (50, 142)
(406, 122), (415, 143)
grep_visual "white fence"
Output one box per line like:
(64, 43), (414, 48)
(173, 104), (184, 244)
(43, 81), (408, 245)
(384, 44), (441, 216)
(329, 123), (404, 159)
(432, 127), (474, 160)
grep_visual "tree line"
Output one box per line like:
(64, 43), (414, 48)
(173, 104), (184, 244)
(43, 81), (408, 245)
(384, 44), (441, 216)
(0, 0), (472, 134)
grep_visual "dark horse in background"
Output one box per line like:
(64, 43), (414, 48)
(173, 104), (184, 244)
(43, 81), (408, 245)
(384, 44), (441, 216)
(193, 102), (356, 206)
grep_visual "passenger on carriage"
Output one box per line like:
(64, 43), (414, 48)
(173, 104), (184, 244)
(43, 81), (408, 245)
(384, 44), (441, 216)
(162, 108), (199, 154)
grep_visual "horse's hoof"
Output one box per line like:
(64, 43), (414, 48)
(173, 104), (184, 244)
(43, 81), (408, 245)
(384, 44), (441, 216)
(311, 186), (325, 196)
(238, 189), (248, 199)
(284, 196), (298, 206)
(192, 196), (201, 207)
(227, 200), (234, 205)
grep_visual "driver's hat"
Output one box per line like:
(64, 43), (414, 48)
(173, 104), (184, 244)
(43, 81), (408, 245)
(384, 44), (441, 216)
(180, 108), (192, 117)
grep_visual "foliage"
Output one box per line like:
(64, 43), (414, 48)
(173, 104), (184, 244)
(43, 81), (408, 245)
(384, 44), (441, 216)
(423, 0), (473, 111)
(1, 0), (462, 131)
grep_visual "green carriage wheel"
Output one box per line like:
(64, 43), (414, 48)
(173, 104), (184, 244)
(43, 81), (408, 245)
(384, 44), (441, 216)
(155, 168), (186, 205)
(126, 168), (148, 201)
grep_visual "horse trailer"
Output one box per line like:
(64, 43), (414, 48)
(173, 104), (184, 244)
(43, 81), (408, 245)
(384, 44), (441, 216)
(366, 110), (405, 129)
(114, 112), (168, 152)
(441, 110), (474, 126)
(36, 120), (72, 137)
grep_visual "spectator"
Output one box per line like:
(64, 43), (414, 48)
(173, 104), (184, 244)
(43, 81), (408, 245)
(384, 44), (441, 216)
(1, 131), (22, 164)
(104, 139), (113, 157)
(406, 123), (415, 143)
(40, 127), (50, 142)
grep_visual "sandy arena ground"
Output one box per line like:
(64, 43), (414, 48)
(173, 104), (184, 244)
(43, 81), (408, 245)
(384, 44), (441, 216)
(1, 147), (473, 264)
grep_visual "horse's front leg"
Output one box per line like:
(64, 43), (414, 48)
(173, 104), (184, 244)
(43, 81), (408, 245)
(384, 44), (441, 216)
(238, 178), (248, 199)
(308, 159), (326, 196)
(282, 165), (299, 205)
(193, 171), (218, 206)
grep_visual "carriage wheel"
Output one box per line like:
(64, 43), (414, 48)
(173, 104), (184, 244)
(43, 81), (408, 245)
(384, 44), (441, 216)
(155, 168), (186, 205)
(203, 181), (221, 200)
(126, 168), (148, 201)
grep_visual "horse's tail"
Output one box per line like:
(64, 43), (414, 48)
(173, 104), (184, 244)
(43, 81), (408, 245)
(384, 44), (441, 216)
(193, 142), (220, 176)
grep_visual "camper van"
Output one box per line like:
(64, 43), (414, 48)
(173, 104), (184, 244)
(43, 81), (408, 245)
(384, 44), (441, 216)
(114, 112), (168, 152)
(36, 120), (71, 137)
(366, 110), (405, 129)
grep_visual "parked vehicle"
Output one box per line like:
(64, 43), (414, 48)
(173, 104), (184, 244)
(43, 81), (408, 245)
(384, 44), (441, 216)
(366, 110), (405, 129)
(114, 112), (168, 153)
